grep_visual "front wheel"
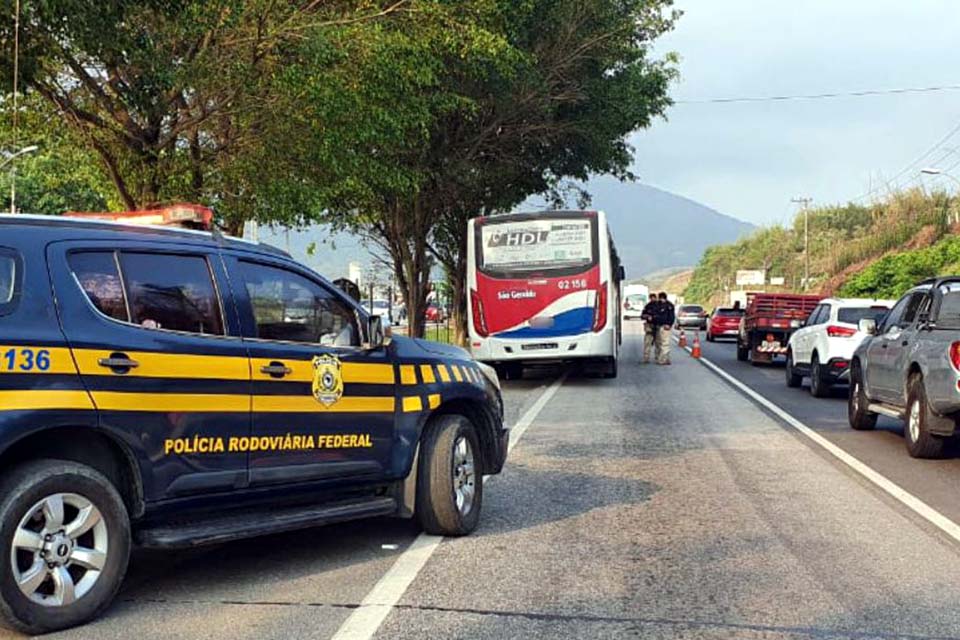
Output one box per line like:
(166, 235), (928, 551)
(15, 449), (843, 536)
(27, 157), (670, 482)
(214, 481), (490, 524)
(0, 460), (131, 635)
(416, 415), (484, 536)
(785, 352), (802, 388)
(905, 376), (947, 459)
(848, 363), (877, 431)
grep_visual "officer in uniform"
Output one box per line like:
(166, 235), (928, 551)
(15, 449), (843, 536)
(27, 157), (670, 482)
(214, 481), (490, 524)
(655, 291), (675, 365)
(640, 296), (660, 364)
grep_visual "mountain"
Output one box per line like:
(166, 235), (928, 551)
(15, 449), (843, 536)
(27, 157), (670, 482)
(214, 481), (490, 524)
(256, 180), (753, 283)
(581, 177), (754, 278)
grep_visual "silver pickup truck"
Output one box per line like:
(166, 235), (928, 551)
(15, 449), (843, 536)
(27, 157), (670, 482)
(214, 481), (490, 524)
(849, 277), (960, 458)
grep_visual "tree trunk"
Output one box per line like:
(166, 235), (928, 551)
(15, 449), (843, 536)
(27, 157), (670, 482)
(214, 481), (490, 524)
(447, 250), (467, 346)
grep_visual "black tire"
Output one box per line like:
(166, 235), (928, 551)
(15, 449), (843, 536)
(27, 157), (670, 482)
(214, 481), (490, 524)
(809, 353), (830, 398)
(600, 357), (618, 379)
(416, 415), (483, 536)
(736, 341), (749, 362)
(848, 362), (877, 431)
(706, 333), (714, 342)
(0, 460), (130, 635)
(905, 375), (947, 459)
(785, 351), (802, 388)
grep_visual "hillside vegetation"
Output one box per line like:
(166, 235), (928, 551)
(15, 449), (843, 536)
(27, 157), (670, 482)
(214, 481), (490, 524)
(683, 189), (958, 306)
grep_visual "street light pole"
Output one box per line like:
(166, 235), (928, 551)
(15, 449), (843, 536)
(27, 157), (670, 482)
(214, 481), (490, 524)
(1, 145), (40, 214)
(791, 197), (813, 290)
(921, 168), (960, 225)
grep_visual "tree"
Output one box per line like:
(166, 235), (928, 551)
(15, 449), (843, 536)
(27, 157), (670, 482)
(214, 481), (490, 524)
(1, 0), (409, 228)
(420, 0), (679, 342)
(0, 93), (113, 214)
(296, 0), (679, 340)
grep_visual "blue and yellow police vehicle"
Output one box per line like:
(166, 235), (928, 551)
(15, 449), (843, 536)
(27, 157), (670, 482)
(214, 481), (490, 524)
(0, 213), (507, 634)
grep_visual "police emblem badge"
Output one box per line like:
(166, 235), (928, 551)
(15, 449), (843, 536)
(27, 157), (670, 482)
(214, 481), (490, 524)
(311, 354), (344, 406)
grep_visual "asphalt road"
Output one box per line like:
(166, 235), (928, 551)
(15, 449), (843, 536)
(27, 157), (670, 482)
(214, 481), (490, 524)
(698, 333), (960, 531)
(8, 324), (960, 639)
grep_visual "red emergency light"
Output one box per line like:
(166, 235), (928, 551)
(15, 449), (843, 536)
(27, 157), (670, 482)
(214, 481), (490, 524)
(65, 203), (214, 231)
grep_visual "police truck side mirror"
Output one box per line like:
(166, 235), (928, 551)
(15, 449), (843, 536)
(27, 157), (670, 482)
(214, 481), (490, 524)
(858, 318), (877, 335)
(618, 265), (626, 280)
(366, 315), (385, 349)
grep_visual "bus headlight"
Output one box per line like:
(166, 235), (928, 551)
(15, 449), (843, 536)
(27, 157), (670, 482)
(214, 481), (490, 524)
(476, 361), (501, 391)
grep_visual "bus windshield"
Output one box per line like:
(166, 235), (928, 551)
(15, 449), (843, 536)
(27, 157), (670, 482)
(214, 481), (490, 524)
(478, 215), (596, 277)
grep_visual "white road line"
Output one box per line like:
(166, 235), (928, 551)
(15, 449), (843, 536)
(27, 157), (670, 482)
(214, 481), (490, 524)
(683, 339), (960, 545)
(331, 374), (568, 640)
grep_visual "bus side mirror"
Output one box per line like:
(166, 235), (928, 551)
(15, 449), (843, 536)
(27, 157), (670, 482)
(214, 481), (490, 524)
(618, 266), (625, 280)
(858, 318), (877, 335)
(366, 315), (385, 349)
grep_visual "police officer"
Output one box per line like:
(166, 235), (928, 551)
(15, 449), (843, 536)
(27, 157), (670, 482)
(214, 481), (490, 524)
(655, 292), (675, 365)
(640, 296), (660, 364)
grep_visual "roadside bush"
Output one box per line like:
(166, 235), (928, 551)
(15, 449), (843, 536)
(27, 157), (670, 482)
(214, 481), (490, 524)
(839, 236), (960, 298)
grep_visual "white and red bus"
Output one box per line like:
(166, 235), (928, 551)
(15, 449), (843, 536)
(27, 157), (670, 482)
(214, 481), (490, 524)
(466, 210), (623, 378)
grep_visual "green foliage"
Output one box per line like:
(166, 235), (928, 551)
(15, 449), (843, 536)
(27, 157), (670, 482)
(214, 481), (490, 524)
(683, 188), (958, 306)
(839, 236), (960, 299)
(0, 93), (112, 214)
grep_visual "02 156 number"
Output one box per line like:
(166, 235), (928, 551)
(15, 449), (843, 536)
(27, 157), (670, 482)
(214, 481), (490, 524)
(2, 348), (51, 372)
(557, 279), (587, 290)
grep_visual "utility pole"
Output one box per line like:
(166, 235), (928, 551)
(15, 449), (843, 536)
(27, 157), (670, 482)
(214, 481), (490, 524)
(792, 197), (813, 290)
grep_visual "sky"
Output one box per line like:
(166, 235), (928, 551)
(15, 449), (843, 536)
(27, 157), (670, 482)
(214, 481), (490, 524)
(621, 0), (960, 226)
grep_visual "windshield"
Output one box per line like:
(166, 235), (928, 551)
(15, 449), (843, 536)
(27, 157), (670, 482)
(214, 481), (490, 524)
(477, 215), (596, 277)
(837, 306), (889, 325)
(625, 294), (647, 306)
(680, 305), (703, 314)
(715, 308), (743, 317)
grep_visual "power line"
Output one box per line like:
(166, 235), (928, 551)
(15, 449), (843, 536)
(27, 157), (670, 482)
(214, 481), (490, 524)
(675, 84), (960, 105)
(851, 118), (960, 202)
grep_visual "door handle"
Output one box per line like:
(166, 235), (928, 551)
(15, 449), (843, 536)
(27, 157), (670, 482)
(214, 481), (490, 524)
(97, 354), (139, 372)
(260, 362), (292, 378)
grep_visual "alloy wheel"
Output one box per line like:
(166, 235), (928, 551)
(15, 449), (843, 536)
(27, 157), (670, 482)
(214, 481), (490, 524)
(10, 493), (108, 607)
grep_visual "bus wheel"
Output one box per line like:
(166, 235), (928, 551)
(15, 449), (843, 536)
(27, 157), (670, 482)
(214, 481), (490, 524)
(602, 357), (618, 379)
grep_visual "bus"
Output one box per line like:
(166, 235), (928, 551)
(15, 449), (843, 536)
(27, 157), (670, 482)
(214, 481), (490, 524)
(466, 210), (623, 379)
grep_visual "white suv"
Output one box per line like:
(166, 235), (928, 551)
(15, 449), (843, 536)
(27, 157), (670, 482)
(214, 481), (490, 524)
(785, 297), (894, 396)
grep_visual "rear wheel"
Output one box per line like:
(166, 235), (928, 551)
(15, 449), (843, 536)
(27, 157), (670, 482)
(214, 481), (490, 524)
(601, 357), (618, 379)
(905, 375), (947, 459)
(809, 353), (830, 398)
(416, 415), (483, 536)
(0, 460), (131, 635)
(785, 351), (802, 388)
(736, 340), (749, 362)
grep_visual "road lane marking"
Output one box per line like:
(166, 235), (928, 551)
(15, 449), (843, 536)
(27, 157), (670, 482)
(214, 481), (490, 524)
(680, 337), (960, 546)
(331, 373), (568, 640)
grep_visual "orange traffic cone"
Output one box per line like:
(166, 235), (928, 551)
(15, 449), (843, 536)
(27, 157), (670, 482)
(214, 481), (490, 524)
(678, 329), (687, 348)
(691, 331), (702, 359)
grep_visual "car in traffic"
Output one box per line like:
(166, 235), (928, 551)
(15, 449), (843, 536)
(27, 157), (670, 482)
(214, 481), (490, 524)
(622, 284), (649, 321)
(848, 278), (960, 458)
(363, 299), (396, 325)
(737, 292), (821, 364)
(675, 304), (708, 329)
(425, 302), (446, 323)
(706, 307), (743, 341)
(785, 297), (893, 396)
(0, 214), (508, 634)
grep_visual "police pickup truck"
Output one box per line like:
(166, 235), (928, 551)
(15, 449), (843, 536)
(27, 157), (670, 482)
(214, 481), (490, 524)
(849, 277), (960, 458)
(0, 214), (507, 634)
